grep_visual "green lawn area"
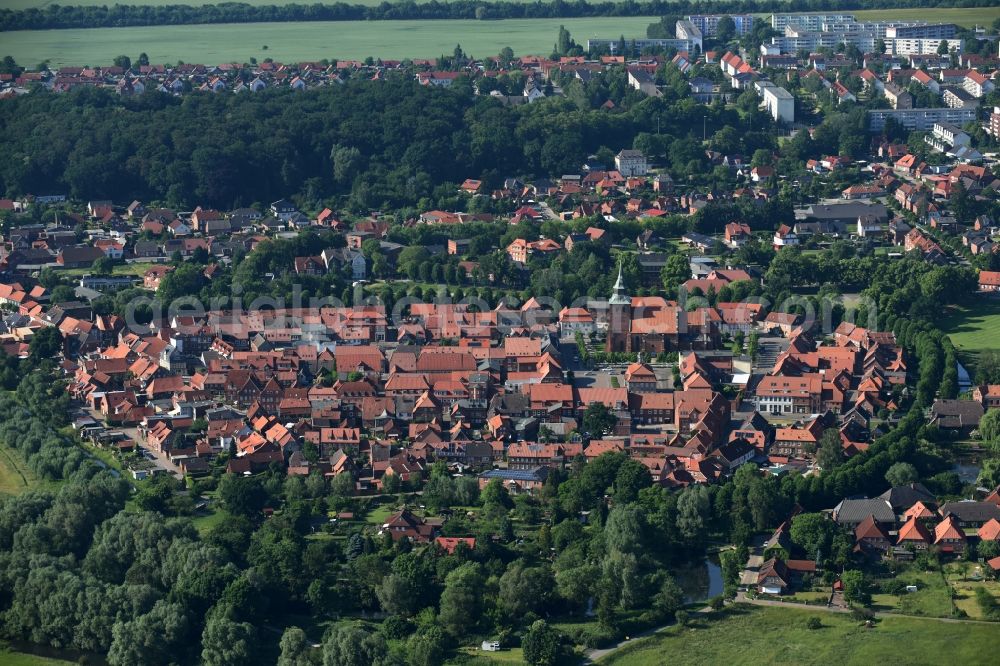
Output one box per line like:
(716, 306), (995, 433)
(58, 261), (157, 278)
(0, 643), (74, 666)
(944, 563), (1000, 619)
(364, 503), (395, 526)
(600, 604), (1000, 666)
(786, 591), (831, 604)
(192, 507), (231, 535)
(940, 300), (1000, 376)
(453, 646), (526, 665)
(0, 443), (44, 496)
(951, 579), (1000, 620)
(871, 570), (954, 617)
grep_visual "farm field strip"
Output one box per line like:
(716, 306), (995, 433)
(2, 7), (1000, 66)
(0, 17), (652, 66)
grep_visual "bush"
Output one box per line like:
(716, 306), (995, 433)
(581, 627), (618, 649)
(380, 615), (413, 640)
(710, 596), (725, 611)
(851, 608), (875, 623)
(807, 617), (822, 630)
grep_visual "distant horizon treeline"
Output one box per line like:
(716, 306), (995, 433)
(0, 0), (988, 32)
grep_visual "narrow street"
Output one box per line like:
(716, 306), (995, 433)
(81, 406), (183, 479)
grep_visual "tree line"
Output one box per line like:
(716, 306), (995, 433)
(0, 0), (982, 32)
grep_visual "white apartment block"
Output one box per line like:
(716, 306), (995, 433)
(587, 38), (697, 54)
(686, 14), (755, 36)
(771, 13), (855, 31)
(889, 38), (963, 56)
(761, 83), (795, 124)
(615, 149), (649, 177)
(926, 122), (971, 152)
(962, 72), (994, 98)
(868, 107), (977, 131)
(675, 20), (703, 52)
(885, 23), (958, 40)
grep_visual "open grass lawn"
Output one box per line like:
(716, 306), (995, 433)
(0, 443), (42, 495)
(951, 579), (1000, 619)
(600, 604), (1000, 666)
(191, 506), (231, 535)
(364, 503), (395, 526)
(59, 261), (158, 278)
(944, 563), (1000, 619)
(786, 590), (831, 604)
(0, 643), (74, 666)
(940, 299), (1000, 376)
(871, 570), (954, 617)
(453, 646), (527, 665)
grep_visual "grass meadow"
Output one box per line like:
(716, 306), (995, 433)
(0, 17), (653, 67)
(0, 442), (61, 496)
(941, 298), (1000, 377)
(0, 644), (73, 666)
(599, 604), (1000, 666)
(1, 7), (999, 67)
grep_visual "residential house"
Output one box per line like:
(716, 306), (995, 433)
(832, 498), (896, 528)
(933, 515), (967, 554)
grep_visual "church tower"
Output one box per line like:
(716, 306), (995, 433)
(606, 261), (632, 353)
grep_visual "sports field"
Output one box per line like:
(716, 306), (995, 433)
(0, 17), (655, 66)
(599, 604), (1000, 666)
(941, 299), (1000, 373)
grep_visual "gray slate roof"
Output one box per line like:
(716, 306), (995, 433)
(940, 501), (1000, 524)
(832, 498), (895, 525)
(878, 483), (936, 511)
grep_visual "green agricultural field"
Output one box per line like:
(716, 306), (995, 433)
(0, 17), (654, 67)
(851, 7), (1000, 26)
(600, 604), (1000, 666)
(2, 6), (999, 66)
(941, 299), (1000, 375)
(0, 0), (994, 25)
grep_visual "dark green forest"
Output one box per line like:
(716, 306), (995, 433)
(0, 73), (759, 211)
